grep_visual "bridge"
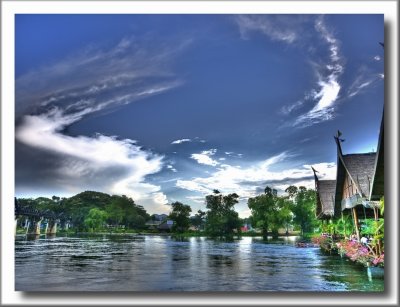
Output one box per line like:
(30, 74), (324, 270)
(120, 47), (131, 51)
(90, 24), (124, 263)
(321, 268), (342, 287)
(15, 198), (71, 236)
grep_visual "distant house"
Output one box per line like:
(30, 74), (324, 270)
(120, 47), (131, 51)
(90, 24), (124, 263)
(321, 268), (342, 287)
(157, 220), (174, 232)
(145, 214), (173, 232)
(145, 220), (162, 230)
(241, 223), (253, 232)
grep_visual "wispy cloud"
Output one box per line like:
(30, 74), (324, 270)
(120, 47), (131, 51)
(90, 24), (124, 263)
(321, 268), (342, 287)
(171, 137), (206, 145)
(235, 15), (343, 128)
(171, 138), (192, 144)
(166, 165), (178, 172)
(177, 152), (336, 204)
(234, 15), (309, 44)
(185, 196), (205, 204)
(224, 151), (243, 158)
(15, 36), (191, 213)
(191, 149), (219, 167)
(16, 107), (169, 212)
(347, 66), (383, 98)
(280, 100), (305, 115)
(16, 36), (189, 117)
(292, 16), (344, 127)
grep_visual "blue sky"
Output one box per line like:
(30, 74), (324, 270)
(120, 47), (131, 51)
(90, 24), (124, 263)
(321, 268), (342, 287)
(15, 14), (384, 217)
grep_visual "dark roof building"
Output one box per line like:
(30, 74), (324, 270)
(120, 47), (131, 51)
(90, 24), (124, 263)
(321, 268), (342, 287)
(315, 180), (337, 219)
(369, 114), (384, 202)
(312, 167), (337, 220)
(333, 131), (377, 217)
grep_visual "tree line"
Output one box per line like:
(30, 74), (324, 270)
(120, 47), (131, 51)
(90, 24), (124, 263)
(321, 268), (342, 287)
(16, 185), (317, 237)
(168, 185), (317, 239)
(17, 191), (150, 232)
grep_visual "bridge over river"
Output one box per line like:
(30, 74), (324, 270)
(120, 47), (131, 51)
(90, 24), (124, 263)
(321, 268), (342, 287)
(14, 198), (71, 236)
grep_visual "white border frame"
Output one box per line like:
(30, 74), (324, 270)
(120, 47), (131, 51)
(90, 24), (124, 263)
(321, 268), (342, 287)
(1, 1), (398, 305)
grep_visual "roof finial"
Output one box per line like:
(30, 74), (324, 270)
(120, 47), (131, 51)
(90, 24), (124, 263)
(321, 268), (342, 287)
(334, 130), (344, 156)
(311, 166), (319, 191)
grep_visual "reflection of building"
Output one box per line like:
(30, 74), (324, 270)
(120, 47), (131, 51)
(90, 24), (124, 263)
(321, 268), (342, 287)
(313, 113), (384, 241)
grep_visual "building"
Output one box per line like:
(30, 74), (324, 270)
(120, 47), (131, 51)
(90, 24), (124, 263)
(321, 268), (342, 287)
(312, 167), (337, 220)
(313, 114), (384, 241)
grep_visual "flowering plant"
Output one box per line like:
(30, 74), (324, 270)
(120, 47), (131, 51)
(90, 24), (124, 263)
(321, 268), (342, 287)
(337, 239), (384, 267)
(312, 234), (335, 252)
(372, 253), (384, 267)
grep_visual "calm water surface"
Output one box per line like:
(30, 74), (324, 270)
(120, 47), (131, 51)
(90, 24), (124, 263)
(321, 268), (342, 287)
(15, 235), (384, 291)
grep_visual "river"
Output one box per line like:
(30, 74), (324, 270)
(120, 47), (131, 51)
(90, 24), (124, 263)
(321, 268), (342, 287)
(15, 235), (384, 291)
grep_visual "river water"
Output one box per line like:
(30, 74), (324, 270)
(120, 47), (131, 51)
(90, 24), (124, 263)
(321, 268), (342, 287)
(15, 235), (384, 291)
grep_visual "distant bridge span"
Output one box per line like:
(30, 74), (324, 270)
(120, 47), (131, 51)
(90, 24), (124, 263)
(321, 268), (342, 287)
(15, 198), (70, 236)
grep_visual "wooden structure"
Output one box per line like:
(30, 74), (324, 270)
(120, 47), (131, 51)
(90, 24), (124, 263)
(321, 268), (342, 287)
(369, 113), (384, 203)
(313, 112), (384, 240)
(330, 114), (384, 240)
(312, 167), (337, 220)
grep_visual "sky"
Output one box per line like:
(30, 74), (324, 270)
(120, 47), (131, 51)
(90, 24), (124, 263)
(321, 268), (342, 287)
(15, 14), (384, 217)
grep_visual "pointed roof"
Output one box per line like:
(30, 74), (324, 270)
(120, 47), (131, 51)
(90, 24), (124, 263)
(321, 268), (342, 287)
(312, 167), (336, 219)
(316, 180), (336, 219)
(342, 153), (376, 197)
(369, 113), (384, 201)
(334, 130), (377, 211)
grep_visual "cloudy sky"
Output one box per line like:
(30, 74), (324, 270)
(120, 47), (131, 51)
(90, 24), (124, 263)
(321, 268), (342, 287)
(15, 14), (384, 217)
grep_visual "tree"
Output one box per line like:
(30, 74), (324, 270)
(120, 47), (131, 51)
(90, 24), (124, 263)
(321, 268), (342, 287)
(191, 210), (206, 230)
(276, 196), (294, 236)
(84, 208), (108, 232)
(286, 185), (317, 236)
(205, 190), (241, 238)
(285, 185), (298, 199)
(169, 201), (192, 233)
(248, 186), (281, 239)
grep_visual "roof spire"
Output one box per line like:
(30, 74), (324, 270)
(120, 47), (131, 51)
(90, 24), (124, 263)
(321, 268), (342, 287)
(311, 166), (319, 191)
(334, 130), (344, 156)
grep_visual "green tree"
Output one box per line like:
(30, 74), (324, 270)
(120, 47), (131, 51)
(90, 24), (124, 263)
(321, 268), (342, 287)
(248, 186), (280, 239)
(169, 201), (192, 233)
(286, 186), (317, 236)
(276, 196), (293, 235)
(205, 190), (241, 238)
(191, 210), (206, 230)
(84, 208), (108, 232)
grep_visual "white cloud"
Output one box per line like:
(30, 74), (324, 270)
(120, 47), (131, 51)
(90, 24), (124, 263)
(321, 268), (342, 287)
(171, 138), (192, 144)
(190, 149), (219, 166)
(167, 165), (178, 172)
(291, 16), (343, 127)
(185, 195), (206, 204)
(280, 100), (305, 115)
(16, 107), (169, 213)
(235, 15), (343, 128)
(176, 180), (211, 194)
(347, 67), (383, 98)
(14, 36), (191, 214)
(15, 36), (189, 116)
(374, 55), (381, 61)
(235, 15), (301, 43)
(178, 151), (336, 205)
(293, 78), (340, 126)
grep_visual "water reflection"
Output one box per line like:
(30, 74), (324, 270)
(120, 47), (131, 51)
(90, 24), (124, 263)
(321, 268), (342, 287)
(15, 235), (384, 291)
